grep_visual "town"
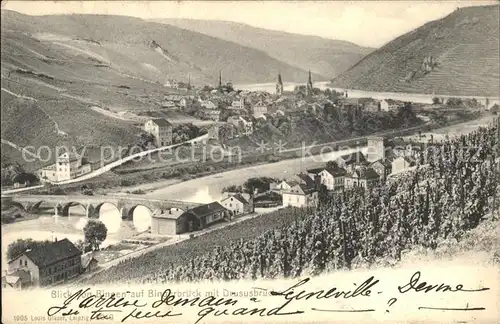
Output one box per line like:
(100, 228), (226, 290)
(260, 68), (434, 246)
(1, 3), (499, 310)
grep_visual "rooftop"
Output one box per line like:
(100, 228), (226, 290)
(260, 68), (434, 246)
(11, 238), (82, 268)
(186, 202), (227, 219)
(149, 118), (172, 127)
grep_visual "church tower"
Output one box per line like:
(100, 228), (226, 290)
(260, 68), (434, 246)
(306, 70), (313, 96)
(276, 73), (284, 96)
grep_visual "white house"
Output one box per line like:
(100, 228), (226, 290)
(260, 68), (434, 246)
(380, 99), (401, 112)
(253, 102), (268, 118)
(318, 167), (347, 191)
(344, 167), (380, 189)
(144, 118), (173, 147)
(270, 180), (299, 192)
(201, 100), (217, 109)
(391, 156), (414, 175)
(38, 152), (91, 183)
(282, 184), (318, 208)
(220, 194), (253, 216)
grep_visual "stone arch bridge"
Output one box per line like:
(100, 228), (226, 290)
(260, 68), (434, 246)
(1, 195), (202, 219)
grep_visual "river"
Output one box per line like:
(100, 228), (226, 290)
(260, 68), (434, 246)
(234, 81), (500, 105)
(2, 105), (496, 269)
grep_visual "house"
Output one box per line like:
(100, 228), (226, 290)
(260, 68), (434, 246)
(370, 159), (393, 181)
(2, 269), (31, 290)
(253, 102), (268, 118)
(391, 156), (415, 174)
(220, 194), (253, 217)
(80, 252), (99, 273)
(231, 98), (245, 110)
(165, 94), (183, 103)
(151, 207), (186, 236)
(282, 184), (318, 208)
(161, 100), (177, 109)
(296, 173), (317, 189)
(227, 116), (253, 135)
(164, 79), (179, 88)
(344, 167), (380, 189)
(182, 202), (229, 230)
(207, 123), (219, 140)
(201, 100), (217, 109)
(306, 168), (324, 181)
(203, 109), (221, 121)
(318, 167), (347, 191)
(144, 118), (173, 147)
(359, 98), (380, 112)
(380, 99), (401, 112)
(335, 151), (368, 173)
(270, 180), (299, 192)
(38, 152), (92, 183)
(5, 238), (82, 287)
(179, 98), (190, 108)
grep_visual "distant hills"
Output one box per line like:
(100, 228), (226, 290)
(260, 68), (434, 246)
(331, 5), (500, 97)
(152, 18), (373, 80)
(0, 10), (321, 170)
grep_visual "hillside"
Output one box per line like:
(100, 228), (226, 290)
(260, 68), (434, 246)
(0, 10), (318, 171)
(331, 5), (500, 97)
(2, 10), (317, 84)
(152, 18), (373, 80)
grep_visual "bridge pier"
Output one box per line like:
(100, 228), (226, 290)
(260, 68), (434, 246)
(86, 204), (95, 218)
(54, 205), (62, 216)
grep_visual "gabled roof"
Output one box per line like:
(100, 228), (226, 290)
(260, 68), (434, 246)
(287, 184), (316, 195)
(3, 269), (31, 285)
(13, 239), (82, 268)
(149, 118), (172, 127)
(222, 193), (249, 205)
(349, 168), (380, 180)
(322, 167), (347, 177)
(307, 167), (324, 174)
(81, 252), (98, 269)
(337, 151), (367, 165)
(296, 173), (316, 188)
(155, 208), (185, 220)
(185, 202), (227, 219)
(370, 158), (392, 168)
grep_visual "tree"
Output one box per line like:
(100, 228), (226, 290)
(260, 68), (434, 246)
(432, 97), (441, 105)
(7, 239), (52, 261)
(83, 220), (108, 251)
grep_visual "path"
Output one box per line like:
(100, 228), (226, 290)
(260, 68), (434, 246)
(71, 207), (279, 284)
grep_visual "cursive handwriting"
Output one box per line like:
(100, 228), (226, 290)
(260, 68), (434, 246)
(398, 271), (490, 294)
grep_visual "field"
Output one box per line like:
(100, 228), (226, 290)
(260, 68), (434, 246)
(83, 207), (312, 284)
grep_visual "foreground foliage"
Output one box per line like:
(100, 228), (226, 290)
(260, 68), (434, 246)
(86, 122), (499, 284)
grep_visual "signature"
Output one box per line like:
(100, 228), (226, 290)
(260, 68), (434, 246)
(46, 271), (490, 323)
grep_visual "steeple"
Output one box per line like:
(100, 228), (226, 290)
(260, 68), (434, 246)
(306, 69), (313, 96)
(218, 71), (222, 88)
(276, 73), (283, 96)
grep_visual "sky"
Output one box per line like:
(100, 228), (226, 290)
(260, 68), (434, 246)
(2, 1), (497, 47)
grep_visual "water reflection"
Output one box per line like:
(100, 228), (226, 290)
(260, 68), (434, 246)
(98, 203), (122, 234)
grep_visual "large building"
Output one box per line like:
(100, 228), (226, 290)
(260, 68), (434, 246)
(344, 167), (380, 189)
(151, 203), (229, 235)
(282, 184), (318, 208)
(318, 167), (347, 191)
(38, 152), (91, 183)
(5, 238), (82, 288)
(144, 118), (173, 147)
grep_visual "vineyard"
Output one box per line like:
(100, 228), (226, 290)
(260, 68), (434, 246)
(85, 121), (499, 285)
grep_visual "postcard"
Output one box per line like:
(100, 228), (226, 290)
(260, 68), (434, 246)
(1, 1), (499, 323)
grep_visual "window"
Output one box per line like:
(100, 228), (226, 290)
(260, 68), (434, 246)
(230, 203), (232, 207)
(25, 260), (27, 266)
(20, 259), (22, 266)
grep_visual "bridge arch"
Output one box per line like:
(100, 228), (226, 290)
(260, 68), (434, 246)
(62, 202), (90, 217)
(95, 202), (122, 234)
(128, 205), (153, 232)
(30, 201), (55, 214)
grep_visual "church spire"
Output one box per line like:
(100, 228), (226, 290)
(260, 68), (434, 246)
(276, 72), (284, 96)
(218, 71), (222, 88)
(306, 69), (313, 96)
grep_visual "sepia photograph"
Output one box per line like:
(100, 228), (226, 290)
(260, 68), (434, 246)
(1, 1), (499, 323)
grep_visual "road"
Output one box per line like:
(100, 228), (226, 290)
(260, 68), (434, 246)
(1, 133), (209, 195)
